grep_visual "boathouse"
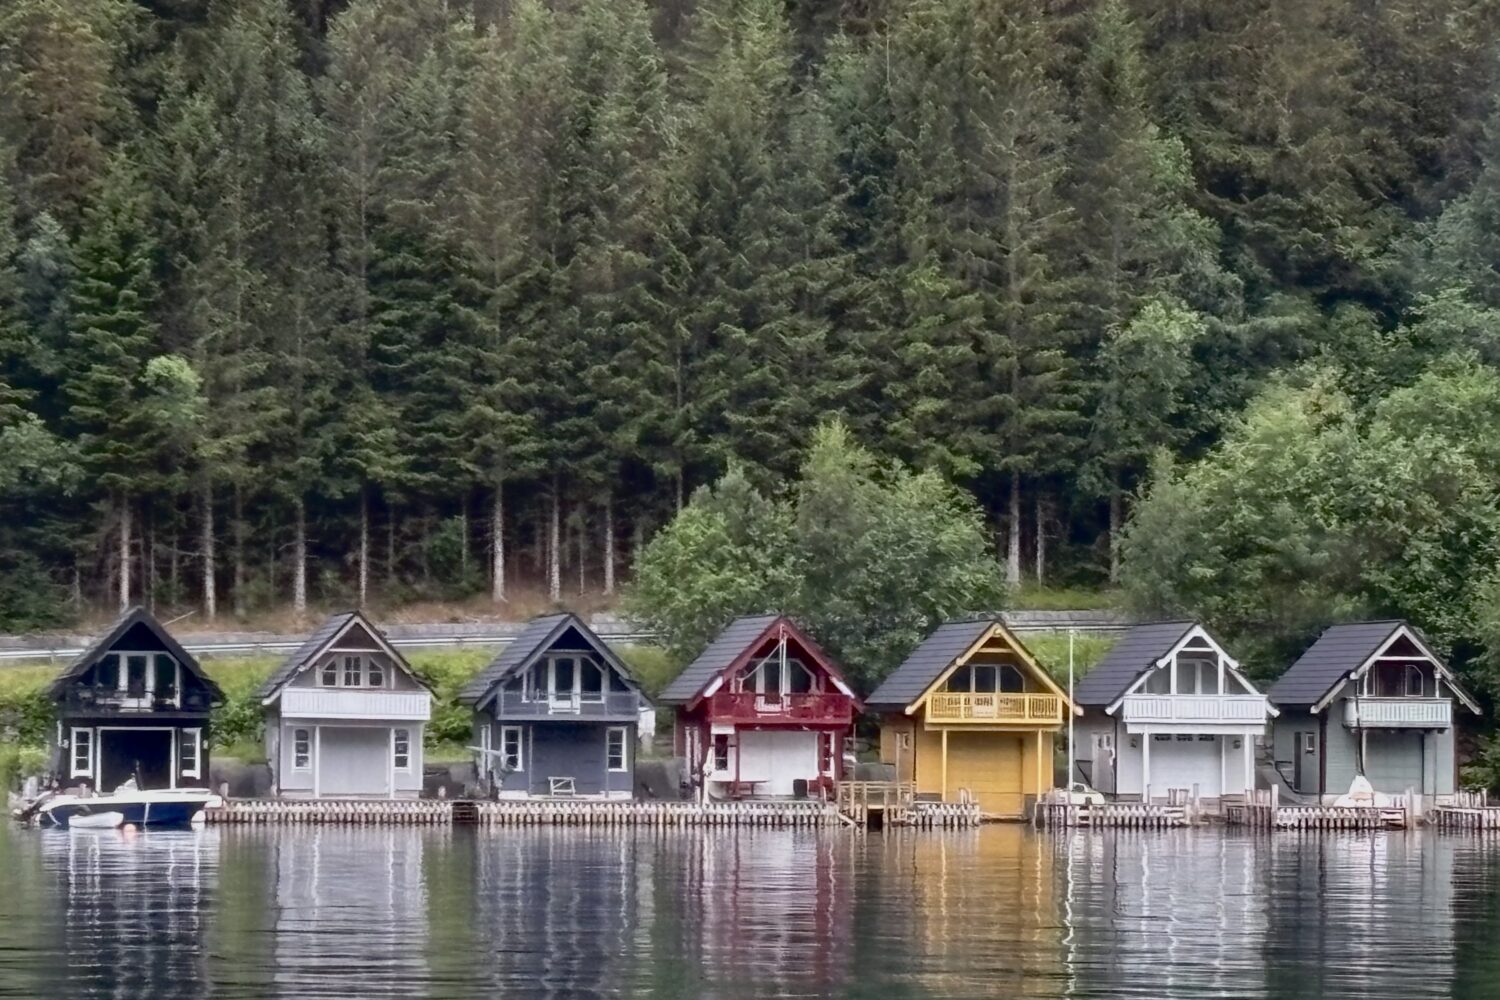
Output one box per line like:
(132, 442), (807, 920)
(48, 607), (223, 793)
(460, 613), (648, 798)
(867, 618), (1077, 819)
(1071, 622), (1274, 803)
(660, 615), (858, 800)
(259, 610), (433, 799)
(1267, 620), (1478, 801)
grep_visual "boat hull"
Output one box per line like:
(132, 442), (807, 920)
(38, 795), (214, 830)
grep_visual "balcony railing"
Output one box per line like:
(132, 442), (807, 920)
(1343, 697), (1452, 729)
(62, 687), (214, 714)
(1121, 694), (1270, 726)
(280, 687), (432, 722)
(925, 692), (1063, 725)
(705, 691), (854, 726)
(495, 690), (643, 720)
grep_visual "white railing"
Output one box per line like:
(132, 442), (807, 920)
(1343, 697), (1451, 729)
(280, 688), (432, 721)
(1121, 694), (1269, 726)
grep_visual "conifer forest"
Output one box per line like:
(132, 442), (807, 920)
(5, 0), (1500, 641)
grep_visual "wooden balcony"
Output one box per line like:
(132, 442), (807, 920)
(706, 691), (854, 726)
(494, 690), (643, 722)
(924, 692), (1063, 726)
(62, 686), (214, 716)
(1343, 697), (1452, 729)
(1121, 694), (1270, 727)
(280, 688), (432, 722)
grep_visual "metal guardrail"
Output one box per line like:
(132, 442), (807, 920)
(0, 610), (1129, 666)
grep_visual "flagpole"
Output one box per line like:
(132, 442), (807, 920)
(1067, 628), (1075, 791)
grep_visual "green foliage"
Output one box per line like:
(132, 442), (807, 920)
(617, 644), (677, 698)
(627, 421), (1005, 689)
(1023, 634), (1118, 685)
(1122, 357), (1500, 686)
(405, 648), (494, 745)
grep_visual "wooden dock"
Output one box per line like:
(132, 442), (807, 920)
(206, 797), (844, 828)
(1226, 787), (1407, 830)
(1429, 791), (1500, 831)
(1034, 787), (1196, 829)
(834, 781), (982, 829)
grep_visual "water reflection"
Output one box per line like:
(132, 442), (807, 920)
(0, 824), (1493, 998)
(44, 829), (215, 999)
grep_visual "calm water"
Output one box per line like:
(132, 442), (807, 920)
(2, 824), (1500, 998)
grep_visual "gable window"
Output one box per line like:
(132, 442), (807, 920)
(321, 660), (339, 686)
(293, 729), (312, 770)
(156, 656), (179, 704)
(70, 728), (93, 778)
(999, 665), (1025, 693)
(180, 729), (202, 779)
(343, 655), (363, 687)
(580, 661), (604, 702)
(607, 727), (628, 772)
(368, 658), (386, 689)
(712, 734), (730, 772)
(125, 654), (150, 698)
(393, 728), (411, 771)
(1406, 665), (1425, 698)
(501, 726), (524, 771)
(97, 654), (120, 690)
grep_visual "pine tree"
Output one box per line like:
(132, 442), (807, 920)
(63, 155), (159, 610)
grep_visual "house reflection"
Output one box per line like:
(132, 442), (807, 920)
(267, 827), (433, 997)
(882, 826), (1062, 998)
(45, 829), (215, 999)
(1261, 832), (1455, 999)
(1057, 829), (1269, 997)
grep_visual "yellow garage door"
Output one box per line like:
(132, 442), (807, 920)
(946, 733), (1024, 817)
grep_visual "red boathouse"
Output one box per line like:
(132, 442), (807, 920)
(660, 615), (860, 800)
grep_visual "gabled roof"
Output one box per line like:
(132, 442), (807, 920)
(659, 615), (780, 704)
(866, 619), (994, 712)
(47, 606), (223, 702)
(257, 610), (431, 702)
(1268, 620), (1480, 713)
(458, 612), (642, 708)
(657, 614), (857, 707)
(1072, 621), (1196, 707)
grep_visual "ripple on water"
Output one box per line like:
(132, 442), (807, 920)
(0, 824), (1493, 999)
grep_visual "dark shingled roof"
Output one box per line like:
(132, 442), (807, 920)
(458, 613), (641, 707)
(257, 611), (428, 701)
(658, 614), (780, 704)
(1072, 621), (1196, 707)
(47, 606), (223, 701)
(1267, 621), (1403, 708)
(866, 619), (995, 712)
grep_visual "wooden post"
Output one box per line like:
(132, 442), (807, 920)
(941, 730), (949, 801)
(1036, 730), (1044, 802)
(1141, 731), (1151, 804)
(313, 726), (322, 798)
(388, 727), (396, 800)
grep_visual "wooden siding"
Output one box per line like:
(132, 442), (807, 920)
(892, 712), (1053, 818)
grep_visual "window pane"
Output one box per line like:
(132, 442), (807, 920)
(946, 664), (973, 693)
(368, 658), (385, 688)
(97, 654), (119, 689)
(156, 656), (178, 699)
(180, 730), (198, 773)
(321, 660), (338, 686)
(126, 656), (148, 697)
(554, 658), (575, 694)
(607, 729), (626, 771)
(999, 665), (1025, 693)
(293, 729), (311, 769)
(394, 729), (410, 770)
(581, 661), (603, 694)
(973, 665), (999, 693)
(789, 661), (813, 694)
(343, 656), (362, 686)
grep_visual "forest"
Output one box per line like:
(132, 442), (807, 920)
(3, 0), (1500, 635)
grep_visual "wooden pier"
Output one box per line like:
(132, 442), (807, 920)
(1430, 791), (1500, 831)
(1033, 787), (1196, 829)
(206, 797), (844, 828)
(834, 781), (982, 829)
(1226, 787), (1407, 830)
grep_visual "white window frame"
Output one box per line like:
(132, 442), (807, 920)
(342, 654), (363, 687)
(320, 660), (339, 687)
(292, 728), (312, 771)
(70, 727), (94, 778)
(393, 728), (412, 772)
(712, 733), (730, 773)
(367, 656), (386, 689)
(606, 727), (628, 772)
(500, 726), (524, 771)
(179, 728), (202, 779)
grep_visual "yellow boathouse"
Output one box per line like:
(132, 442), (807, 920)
(867, 618), (1078, 819)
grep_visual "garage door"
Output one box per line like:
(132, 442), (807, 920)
(319, 727), (391, 796)
(1148, 734), (1221, 798)
(737, 731), (818, 796)
(947, 733), (1023, 816)
(1365, 731), (1424, 793)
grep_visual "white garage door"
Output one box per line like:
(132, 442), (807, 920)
(736, 731), (819, 796)
(1148, 734), (1222, 798)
